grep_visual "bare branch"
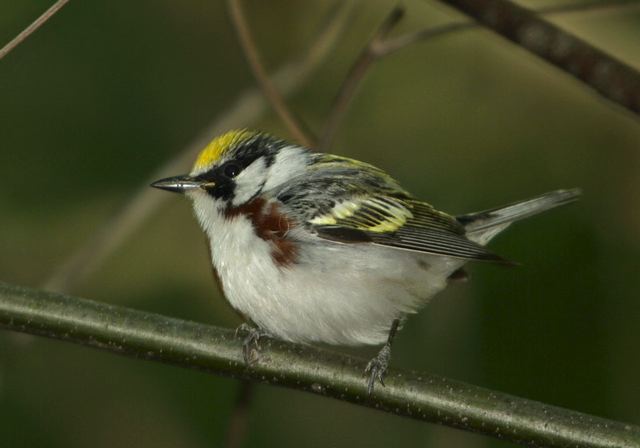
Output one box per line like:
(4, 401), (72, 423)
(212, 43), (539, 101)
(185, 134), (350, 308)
(42, 3), (351, 293)
(1, 281), (638, 448)
(0, 0), (70, 61)
(435, 0), (640, 115)
(363, 1), (640, 59)
(227, 0), (315, 147)
(372, 1), (640, 58)
(318, 0), (640, 151)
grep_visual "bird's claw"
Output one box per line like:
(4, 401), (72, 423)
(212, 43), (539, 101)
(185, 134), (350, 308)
(235, 323), (269, 365)
(234, 323), (253, 338)
(364, 344), (392, 395)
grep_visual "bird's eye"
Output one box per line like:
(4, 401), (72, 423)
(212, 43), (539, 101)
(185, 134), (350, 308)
(223, 162), (242, 178)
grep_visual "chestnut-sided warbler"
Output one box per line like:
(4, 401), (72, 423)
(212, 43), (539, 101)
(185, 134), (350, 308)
(152, 129), (580, 393)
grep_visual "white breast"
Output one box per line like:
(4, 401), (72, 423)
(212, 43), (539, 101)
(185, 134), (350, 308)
(189, 190), (464, 346)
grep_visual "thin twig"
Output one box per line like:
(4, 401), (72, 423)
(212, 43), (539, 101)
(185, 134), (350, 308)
(227, 0), (315, 147)
(377, 21), (473, 57)
(225, 382), (254, 448)
(1, 281), (638, 448)
(42, 2), (352, 293)
(0, 0), (70, 61)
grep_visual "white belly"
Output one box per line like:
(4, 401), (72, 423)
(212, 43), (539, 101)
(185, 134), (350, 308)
(199, 208), (463, 346)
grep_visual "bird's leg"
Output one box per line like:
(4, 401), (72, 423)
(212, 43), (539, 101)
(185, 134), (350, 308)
(235, 323), (270, 365)
(364, 319), (400, 395)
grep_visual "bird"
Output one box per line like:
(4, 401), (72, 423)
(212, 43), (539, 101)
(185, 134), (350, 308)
(151, 129), (580, 394)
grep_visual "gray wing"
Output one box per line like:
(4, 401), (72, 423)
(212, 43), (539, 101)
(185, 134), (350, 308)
(312, 198), (510, 263)
(273, 154), (509, 263)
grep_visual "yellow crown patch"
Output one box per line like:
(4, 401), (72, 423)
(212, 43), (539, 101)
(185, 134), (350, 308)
(192, 129), (256, 172)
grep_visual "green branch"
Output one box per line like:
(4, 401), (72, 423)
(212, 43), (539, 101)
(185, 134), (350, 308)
(0, 281), (638, 447)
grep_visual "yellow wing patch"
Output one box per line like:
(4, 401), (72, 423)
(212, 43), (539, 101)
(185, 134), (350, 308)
(310, 197), (413, 233)
(309, 200), (360, 225)
(192, 129), (256, 172)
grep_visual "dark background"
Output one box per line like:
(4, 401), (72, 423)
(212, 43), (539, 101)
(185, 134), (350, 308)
(1, 1), (639, 447)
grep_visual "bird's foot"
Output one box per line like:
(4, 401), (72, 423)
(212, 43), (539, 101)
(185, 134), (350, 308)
(235, 323), (270, 365)
(364, 343), (392, 395)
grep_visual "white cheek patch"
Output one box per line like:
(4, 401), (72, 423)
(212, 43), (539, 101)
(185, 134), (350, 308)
(189, 190), (226, 230)
(232, 157), (267, 206)
(263, 146), (309, 192)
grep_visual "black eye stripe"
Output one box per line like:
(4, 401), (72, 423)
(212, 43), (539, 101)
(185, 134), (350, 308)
(207, 182), (234, 200)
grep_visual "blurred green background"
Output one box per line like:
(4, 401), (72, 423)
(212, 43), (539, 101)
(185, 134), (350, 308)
(1, 0), (639, 447)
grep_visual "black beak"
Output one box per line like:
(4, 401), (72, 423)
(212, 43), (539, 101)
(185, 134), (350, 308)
(150, 175), (207, 193)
